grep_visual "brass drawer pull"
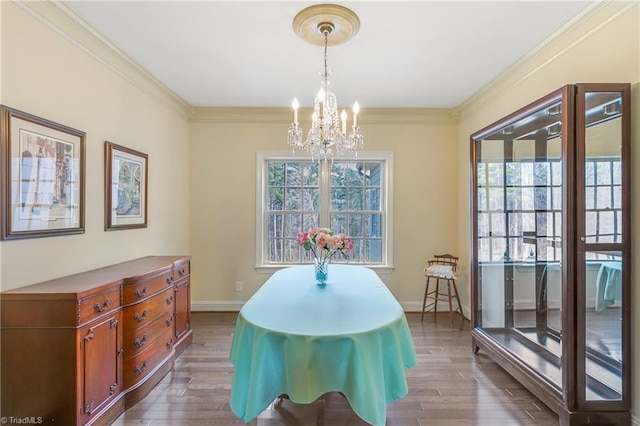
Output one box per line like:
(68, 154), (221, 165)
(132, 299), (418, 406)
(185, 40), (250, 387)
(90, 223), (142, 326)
(134, 334), (147, 348)
(178, 268), (186, 277)
(166, 338), (174, 349)
(94, 299), (110, 313)
(166, 316), (174, 327)
(134, 361), (147, 374)
(134, 310), (147, 323)
(166, 277), (174, 285)
(134, 287), (148, 298)
(166, 296), (174, 305)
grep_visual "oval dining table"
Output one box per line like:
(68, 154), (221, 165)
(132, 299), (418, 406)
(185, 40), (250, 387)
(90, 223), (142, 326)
(229, 264), (417, 426)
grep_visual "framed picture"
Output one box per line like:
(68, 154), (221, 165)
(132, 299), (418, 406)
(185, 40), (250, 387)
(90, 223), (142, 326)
(1, 106), (85, 240)
(105, 141), (148, 230)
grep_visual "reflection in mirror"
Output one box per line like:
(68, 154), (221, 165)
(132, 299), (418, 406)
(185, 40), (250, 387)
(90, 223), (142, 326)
(584, 252), (622, 400)
(585, 95), (623, 244)
(476, 140), (507, 330)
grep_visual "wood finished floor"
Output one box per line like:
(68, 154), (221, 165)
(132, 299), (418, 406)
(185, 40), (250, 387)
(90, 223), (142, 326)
(112, 312), (560, 425)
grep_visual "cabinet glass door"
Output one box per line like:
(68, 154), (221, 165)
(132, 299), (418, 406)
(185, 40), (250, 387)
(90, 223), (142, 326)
(576, 86), (630, 405)
(473, 89), (567, 390)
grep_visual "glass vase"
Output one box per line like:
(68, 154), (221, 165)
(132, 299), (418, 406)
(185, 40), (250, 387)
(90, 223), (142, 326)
(314, 258), (329, 285)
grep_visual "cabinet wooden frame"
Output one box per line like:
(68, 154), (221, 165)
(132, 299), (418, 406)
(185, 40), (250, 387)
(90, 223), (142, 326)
(0, 105), (86, 240)
(469, 83), (631, 426)
(105, 141), (148, 230)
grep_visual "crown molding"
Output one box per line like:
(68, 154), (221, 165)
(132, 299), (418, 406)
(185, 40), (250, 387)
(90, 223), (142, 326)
(191, 107), (294, 124)
(191, 106), (459, 125)
(362, 108), (459, 125)
(13, 0), (191, 119)
(458, 0), (637, 121)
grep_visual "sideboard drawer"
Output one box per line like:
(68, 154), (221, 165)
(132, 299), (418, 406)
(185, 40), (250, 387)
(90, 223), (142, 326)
(123, 270), (173, 305)
(123, 311), (174, 358)
(174, 261), (190, 279)
(78, 286), (121, 325)
(123, 326), (175, 389)
(122, 286), (174, 333)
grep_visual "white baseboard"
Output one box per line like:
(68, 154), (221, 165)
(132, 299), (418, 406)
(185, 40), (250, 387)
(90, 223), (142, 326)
(398, 301), (424, 312)
(192, 301), (245, 311)
(195, 300), (611, 321)
(632, 414), (640, 426)
(191, 300), (471, 317)
(400, 301), (471, 319)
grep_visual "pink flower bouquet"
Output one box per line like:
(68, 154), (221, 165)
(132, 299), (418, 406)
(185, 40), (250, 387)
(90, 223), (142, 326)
(296, 227), (353, 262)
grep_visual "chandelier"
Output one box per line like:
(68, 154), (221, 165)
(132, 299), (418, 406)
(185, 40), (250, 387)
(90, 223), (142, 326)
(287, 4), (364, 161)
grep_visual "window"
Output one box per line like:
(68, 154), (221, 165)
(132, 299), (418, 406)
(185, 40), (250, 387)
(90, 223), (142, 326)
(256, 152), (393, 271)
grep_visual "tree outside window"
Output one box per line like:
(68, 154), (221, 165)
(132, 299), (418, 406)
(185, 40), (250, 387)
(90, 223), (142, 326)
(258, 152), (393, 268)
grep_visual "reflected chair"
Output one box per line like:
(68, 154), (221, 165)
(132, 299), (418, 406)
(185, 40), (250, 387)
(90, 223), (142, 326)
(421, 254), (463, 326)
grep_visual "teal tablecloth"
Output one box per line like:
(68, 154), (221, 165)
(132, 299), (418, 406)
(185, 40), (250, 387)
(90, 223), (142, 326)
(229, 265), (417, 426)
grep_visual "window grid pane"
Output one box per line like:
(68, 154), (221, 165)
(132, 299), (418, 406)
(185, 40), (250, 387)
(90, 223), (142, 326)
(264, 158), (387, 265)
(329, 161), (385, 264)
(266, 160), (319, 263)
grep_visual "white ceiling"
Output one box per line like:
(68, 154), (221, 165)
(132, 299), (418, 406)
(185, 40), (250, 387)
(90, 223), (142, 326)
(66, 1), (593, 109)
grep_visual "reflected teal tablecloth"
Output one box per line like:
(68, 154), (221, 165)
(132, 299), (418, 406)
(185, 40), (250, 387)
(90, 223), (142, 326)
(229, 265), (416, 426)
(595, 261), (622, 313)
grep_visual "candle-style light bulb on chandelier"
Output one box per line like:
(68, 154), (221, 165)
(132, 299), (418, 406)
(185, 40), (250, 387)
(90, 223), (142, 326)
(287, 4), (364, 161)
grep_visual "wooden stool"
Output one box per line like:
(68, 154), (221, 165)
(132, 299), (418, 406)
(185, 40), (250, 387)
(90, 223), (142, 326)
(421, 254), (463, 326)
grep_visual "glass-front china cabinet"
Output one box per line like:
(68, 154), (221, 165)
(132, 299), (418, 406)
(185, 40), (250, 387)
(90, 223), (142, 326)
(470, 84), (631, 425)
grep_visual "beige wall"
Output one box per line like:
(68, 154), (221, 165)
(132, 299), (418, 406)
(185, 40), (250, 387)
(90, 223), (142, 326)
(188, 109), (459, 310)
(0, 2), (191, 290)
(457, 0), (640, 419)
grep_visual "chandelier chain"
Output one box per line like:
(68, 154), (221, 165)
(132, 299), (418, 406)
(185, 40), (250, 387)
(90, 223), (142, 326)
(323, 28), (329, 82)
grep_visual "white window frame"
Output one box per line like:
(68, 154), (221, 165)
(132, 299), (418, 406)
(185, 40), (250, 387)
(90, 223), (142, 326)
(255, 151), (394, 273)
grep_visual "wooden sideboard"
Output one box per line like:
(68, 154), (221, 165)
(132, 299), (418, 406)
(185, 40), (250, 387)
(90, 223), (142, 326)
(0, 256), (192, 426)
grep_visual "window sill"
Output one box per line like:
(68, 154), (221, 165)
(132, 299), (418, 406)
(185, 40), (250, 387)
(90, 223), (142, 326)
(255, 264), (395, 274)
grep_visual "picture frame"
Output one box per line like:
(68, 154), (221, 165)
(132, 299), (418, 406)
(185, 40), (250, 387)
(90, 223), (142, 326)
(1, 105), (85, 240)
(105, 141), (148, 230)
